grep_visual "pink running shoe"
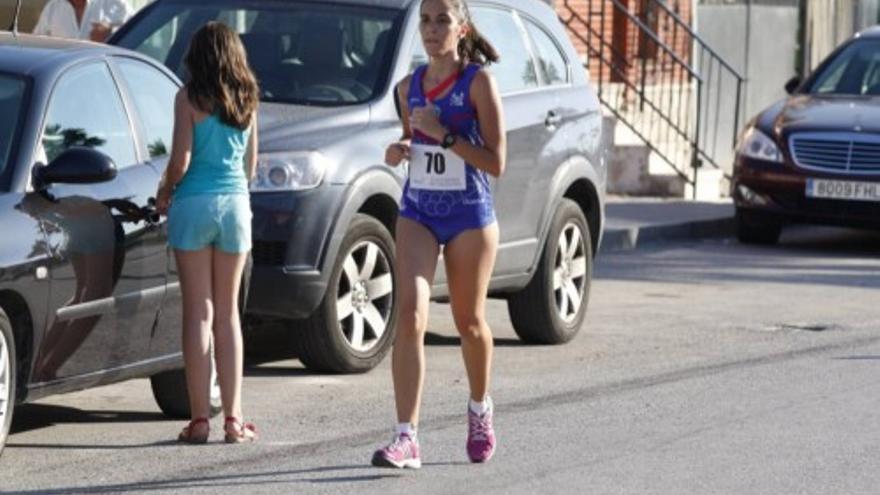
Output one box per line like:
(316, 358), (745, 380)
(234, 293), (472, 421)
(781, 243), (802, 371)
(467, 404), (496, 463)
(372, 433), (422, 469)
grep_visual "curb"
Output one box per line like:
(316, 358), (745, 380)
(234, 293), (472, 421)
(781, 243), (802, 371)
(599, 216), (736, 252)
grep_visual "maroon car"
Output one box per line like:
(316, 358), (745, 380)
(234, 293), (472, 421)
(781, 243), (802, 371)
(732, 27), (880, 244)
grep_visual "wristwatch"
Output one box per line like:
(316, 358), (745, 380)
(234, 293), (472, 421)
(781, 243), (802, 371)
(441, 132), (457, 149)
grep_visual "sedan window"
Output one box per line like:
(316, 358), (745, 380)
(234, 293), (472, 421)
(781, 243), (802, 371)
(810, 39), (880, 95)
(0, 74), (26, 179)
(40, 62), (137, 168)
(114, 58), (178, 158)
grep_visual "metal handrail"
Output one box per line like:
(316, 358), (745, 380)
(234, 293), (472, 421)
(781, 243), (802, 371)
(560, 0), (745, 196)
(646, 0), (745, 79)
(607, 0), (701, 81)
(580, 30), (694, 182)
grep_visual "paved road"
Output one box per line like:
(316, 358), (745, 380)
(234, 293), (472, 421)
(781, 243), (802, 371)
(2, 226), (879, 494)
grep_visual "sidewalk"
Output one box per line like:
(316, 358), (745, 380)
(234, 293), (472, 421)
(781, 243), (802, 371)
(600, 197), (735, 252)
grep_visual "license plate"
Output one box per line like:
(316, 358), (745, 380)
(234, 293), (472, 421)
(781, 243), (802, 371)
(805, 179), (880, 202)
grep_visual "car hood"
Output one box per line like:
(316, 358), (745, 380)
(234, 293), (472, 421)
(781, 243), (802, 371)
(257, 102), (371, 152)
(771, 95), (880, 137)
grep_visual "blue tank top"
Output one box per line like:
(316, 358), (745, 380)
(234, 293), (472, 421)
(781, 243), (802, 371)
(173, 114), (251, 198)
(402, 63), (494, 220)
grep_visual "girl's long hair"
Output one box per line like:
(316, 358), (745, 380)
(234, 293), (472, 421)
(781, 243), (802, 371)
(184, 22), (259, 130)
(448, 0), (499, 65)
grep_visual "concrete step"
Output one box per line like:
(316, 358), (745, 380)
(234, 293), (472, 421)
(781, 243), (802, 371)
(603, 113), (725, 200)
(607, 144), (687, 197)
(685, 167), (727, 201)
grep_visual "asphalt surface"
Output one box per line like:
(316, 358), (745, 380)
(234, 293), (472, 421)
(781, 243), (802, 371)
(2, 225), (879, 494)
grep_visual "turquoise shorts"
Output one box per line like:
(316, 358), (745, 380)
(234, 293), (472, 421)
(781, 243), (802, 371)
(167, 193), (252, 253)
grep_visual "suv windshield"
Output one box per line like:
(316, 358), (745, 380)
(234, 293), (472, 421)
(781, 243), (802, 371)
(113, 1), (402, 106)
(0, 74), (26, 178)
(809, 39), (880, 95)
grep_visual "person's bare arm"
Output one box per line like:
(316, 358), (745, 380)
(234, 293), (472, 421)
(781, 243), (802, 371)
(385, 77), (414, 166)
(155, 89), (194, 214)
(245, 112), (259, 181)
(409, 70), (506, 177)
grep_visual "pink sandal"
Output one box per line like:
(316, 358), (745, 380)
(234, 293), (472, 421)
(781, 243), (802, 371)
(224, 417), (258, 443)
(177, 417), (209, 444)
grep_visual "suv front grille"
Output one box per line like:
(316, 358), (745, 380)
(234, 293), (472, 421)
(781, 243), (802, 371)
(252, 241), (287, 265)
(790, 132), (880, 174)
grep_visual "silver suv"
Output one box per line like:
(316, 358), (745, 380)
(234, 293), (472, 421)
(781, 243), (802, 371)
(112, 0), (606, 373)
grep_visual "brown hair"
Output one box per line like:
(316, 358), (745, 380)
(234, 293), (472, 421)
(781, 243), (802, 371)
(184, 22), (259, 130)
(424, 0), (499, 65)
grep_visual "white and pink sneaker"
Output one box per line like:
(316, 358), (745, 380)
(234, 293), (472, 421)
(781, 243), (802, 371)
(372, 432), (422, 469)
(467, 400), (496, 463)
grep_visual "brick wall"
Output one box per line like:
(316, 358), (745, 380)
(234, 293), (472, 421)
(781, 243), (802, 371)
(556, 0), (694, 84)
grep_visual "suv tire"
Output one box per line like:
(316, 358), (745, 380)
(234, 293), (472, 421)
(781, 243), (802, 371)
(508, 199), (592, 344)
(296, 214), (396, 373)
(0, 309), (16, 457)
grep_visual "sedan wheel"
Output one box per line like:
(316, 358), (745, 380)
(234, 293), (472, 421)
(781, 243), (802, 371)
(150, 343), (222, 419)
(0, 310), (17, 457)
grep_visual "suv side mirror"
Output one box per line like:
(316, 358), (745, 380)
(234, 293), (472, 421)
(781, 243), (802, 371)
(33, 147), (117, 190)
(784, 76), (801, 95)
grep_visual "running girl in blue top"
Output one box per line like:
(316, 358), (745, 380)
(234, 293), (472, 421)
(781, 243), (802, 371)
(155, 22), (259, 444)
(372, 0), (505, 468)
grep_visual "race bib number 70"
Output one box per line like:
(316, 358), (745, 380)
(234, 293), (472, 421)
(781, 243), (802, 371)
(409, 143), (466, 191)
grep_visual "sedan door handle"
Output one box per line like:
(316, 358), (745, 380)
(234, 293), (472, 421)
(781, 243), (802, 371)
(545, 111), (562, 128)
(143, 197), (161, 224)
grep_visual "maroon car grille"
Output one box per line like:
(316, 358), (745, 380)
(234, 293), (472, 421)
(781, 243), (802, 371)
(790, 133), (880, 174)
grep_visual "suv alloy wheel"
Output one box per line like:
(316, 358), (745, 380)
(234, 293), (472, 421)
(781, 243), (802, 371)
(508, 199), (592, 344)
(296, 214), (396, 373)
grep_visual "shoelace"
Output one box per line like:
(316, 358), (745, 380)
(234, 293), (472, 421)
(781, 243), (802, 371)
(469, 414), (492, 442)
(386, 435), (413, 455)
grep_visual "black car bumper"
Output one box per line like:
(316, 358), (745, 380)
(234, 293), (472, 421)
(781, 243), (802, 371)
(247, 185), (348, 319)
(732, 155), (880, 229)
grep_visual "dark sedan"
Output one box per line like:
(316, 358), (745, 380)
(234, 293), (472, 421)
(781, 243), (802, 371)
(0, 33), (219, 456)
(732, 27), (880, 244)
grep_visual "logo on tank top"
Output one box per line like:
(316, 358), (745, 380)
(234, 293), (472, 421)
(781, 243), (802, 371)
(450, 91), (465, 107)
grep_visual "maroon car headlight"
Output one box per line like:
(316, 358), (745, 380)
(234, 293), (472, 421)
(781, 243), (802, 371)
(737, 127), (782, 163)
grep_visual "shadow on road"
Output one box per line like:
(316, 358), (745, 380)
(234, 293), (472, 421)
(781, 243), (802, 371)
(425, 332), (524, 347)
(596, 227), (880, 289)
(0, 465), (402, 494)
(10, 404), (167, 435)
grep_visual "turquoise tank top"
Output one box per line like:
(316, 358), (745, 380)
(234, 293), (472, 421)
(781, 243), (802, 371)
(173, 114), (251, 198)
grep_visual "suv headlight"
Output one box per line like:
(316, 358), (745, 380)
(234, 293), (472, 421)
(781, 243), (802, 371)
(737, 127), (782, 163)
(251, 152), (327, 192)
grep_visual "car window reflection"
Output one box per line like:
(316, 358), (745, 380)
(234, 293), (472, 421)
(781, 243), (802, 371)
(17, 191), (148, 382)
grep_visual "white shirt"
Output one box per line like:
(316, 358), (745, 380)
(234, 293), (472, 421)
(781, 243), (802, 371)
(33, 0), (133, 40)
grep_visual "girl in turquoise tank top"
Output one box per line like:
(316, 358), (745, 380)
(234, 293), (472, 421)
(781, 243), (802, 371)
(155, 22), (260, 444)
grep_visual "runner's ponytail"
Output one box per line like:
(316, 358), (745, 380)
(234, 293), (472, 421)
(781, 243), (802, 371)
(426, 0), (499, 65)
(458, 23), (499, 65)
